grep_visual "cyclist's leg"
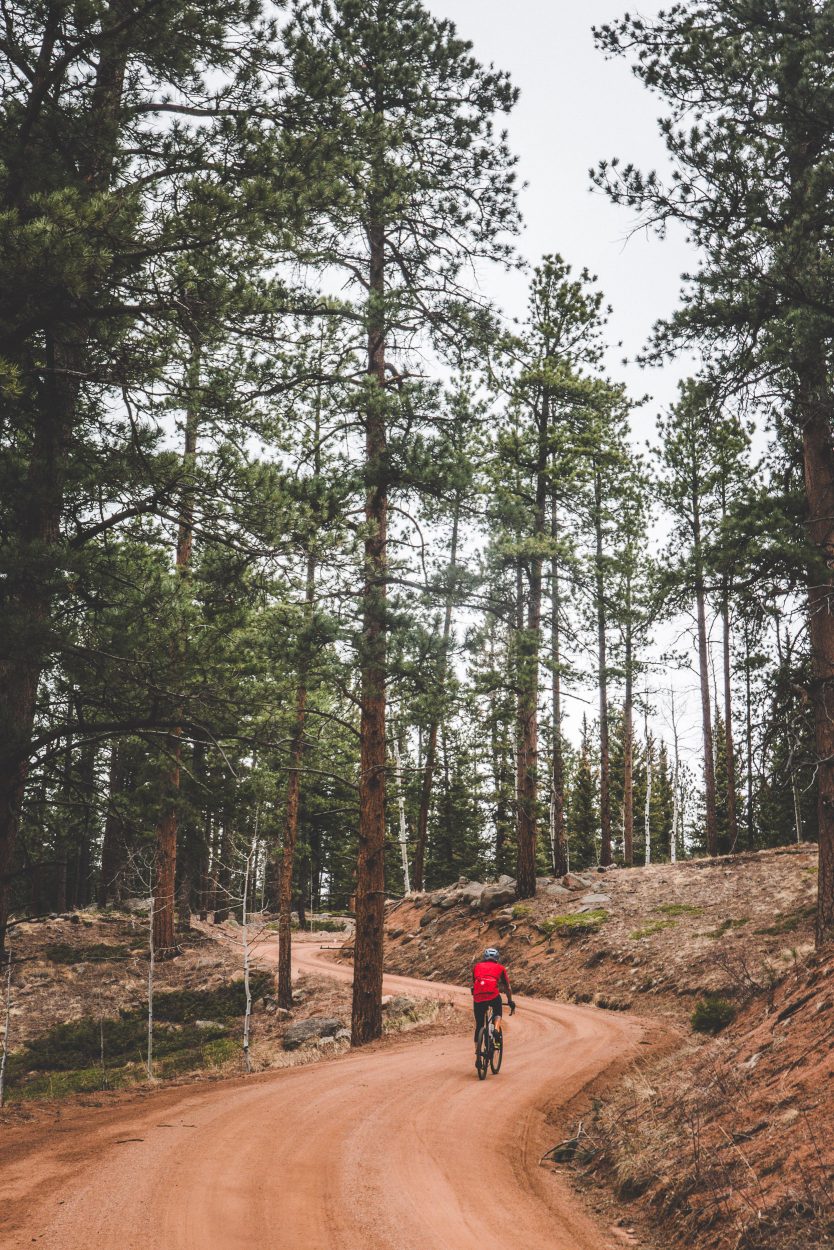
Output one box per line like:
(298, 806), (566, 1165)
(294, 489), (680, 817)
(473, 999), (487, 1043)
(491, 995), (504, 1037)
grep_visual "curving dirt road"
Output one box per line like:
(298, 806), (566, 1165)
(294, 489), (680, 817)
(2, 940), (644, 1250)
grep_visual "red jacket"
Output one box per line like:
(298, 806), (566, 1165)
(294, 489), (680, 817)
(472, 960), (511, 1003)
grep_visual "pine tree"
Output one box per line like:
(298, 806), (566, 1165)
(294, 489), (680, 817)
(286, 0), (519, 1040)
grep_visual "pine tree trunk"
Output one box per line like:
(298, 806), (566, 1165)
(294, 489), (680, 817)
(644, 718), (653, 867)
(796, 368), (834, 944)
(744, 624), (755, 849)
(721, 567), (739, 853)
(550, 497), (567, 878)
(594, 469), (613, 866)
(278, 552), (315, 1010)
(152, 336), (200, 954)
(413, 498), (459, 892)
(352, 205), (388, 1046)
(693, 490), (719, 856)
(623, 586), (635, 867)
(516, 397), (548, 898)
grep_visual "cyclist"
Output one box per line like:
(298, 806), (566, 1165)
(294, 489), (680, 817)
(471, 946), (515, 1061)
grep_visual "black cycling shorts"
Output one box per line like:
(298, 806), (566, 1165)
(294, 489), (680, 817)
(473, 994), (502, 1040)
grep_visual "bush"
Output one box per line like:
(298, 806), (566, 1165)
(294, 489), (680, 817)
(512, 904), (532, 920)
(691, 996), (736, 1034)
(45, 943), (133, 964)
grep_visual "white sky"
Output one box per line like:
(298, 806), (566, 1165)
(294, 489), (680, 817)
(427, 0), (698, 429)
(425, 1), (710, 777)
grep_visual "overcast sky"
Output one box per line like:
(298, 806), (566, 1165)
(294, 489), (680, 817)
(427, 0), (699, 435)
(423, 3), (708, 759)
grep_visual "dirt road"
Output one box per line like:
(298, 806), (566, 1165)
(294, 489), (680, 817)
(2, 941), (644, 1250)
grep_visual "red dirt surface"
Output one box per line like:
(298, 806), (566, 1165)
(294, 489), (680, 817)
(2, 940), (650, 1250)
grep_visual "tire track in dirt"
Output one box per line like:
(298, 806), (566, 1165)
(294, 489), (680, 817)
(1, 938), (644, 1250)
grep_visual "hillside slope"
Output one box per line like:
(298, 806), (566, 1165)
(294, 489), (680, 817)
(380, 845), (831, 1250)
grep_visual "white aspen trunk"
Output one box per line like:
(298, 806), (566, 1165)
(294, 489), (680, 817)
(644, 706), (653, 867)
(0, 945), (12, 1109)
(242, 834), (256, 1073)
(392, 736), (411, 895)
(792, 778), (803, 845)
(147, 893), (155, 1081)
(670, 690), (680, 864)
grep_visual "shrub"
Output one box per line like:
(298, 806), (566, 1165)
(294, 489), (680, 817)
(691, 996), (736, 1034)
(45, 943), (133, 964)
(512, 904), (532, 920)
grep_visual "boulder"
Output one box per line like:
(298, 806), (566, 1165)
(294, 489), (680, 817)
(429, 892), (447, 907)
(579, 893), (611, 908)
(382, 994), (418, 1017)
(194, 1019), (224, 1030)
(419, 910), (436, 928)
(438, 893), (459, 910)
(459, 882), (485, 905)
(536, 877), (554, 889)
(283, 1016), (345, 1051)
(336, 1029), (352, 1042)
(263, 1000), (292, 1020)
(497, 874), (515, 886)
(562, 873), (594, 890)
(543, 883), (572, 898)
(479, 882), (517, 912)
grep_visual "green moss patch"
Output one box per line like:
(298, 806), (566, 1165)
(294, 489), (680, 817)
(654, 904), (703, 918)
(630, 918), (678, 940)
(512, 904), (532, 920)
(539, 909), (608, 938)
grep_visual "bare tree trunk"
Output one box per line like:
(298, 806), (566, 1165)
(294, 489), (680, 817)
(413, 499), (460, 892)
(594, 468), (613, 866)
(242, 835), (256, 1073)
(721, 568), (739, 853)
(146, 892), (155, 1081)
(516, 395), (549, 898)
(644, 706), (653, 867)
(352, 199), (388, 1046)
(277, 552), (315, 1010)
(670, 689), (680, 863)
(798, 370), (834, 943)
(693, 491), (719, 856)
(213, 820), (231, 924)
(743, 621), (755, 848)
(0, 945), (12, 1108)
(392, 734), (411, 895)
(623, 582), (635, 867)
(153, 335), (201, 954)
(550, 495), (568, 878)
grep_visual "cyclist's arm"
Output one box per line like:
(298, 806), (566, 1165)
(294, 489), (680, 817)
(499, 969), (516, 1009)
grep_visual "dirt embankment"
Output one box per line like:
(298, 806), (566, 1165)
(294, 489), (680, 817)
(380, 845), (832, 1250)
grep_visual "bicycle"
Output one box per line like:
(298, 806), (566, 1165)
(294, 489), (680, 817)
(475, 998), (515, 1080)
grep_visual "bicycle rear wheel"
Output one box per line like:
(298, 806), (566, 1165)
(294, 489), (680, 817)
(475, 1026), (489, 1079)
(489, 1027), (503, 1074)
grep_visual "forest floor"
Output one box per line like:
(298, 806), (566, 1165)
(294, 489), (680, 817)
(379, 844), (833, 1250)
(0, 909), (453, 1112)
